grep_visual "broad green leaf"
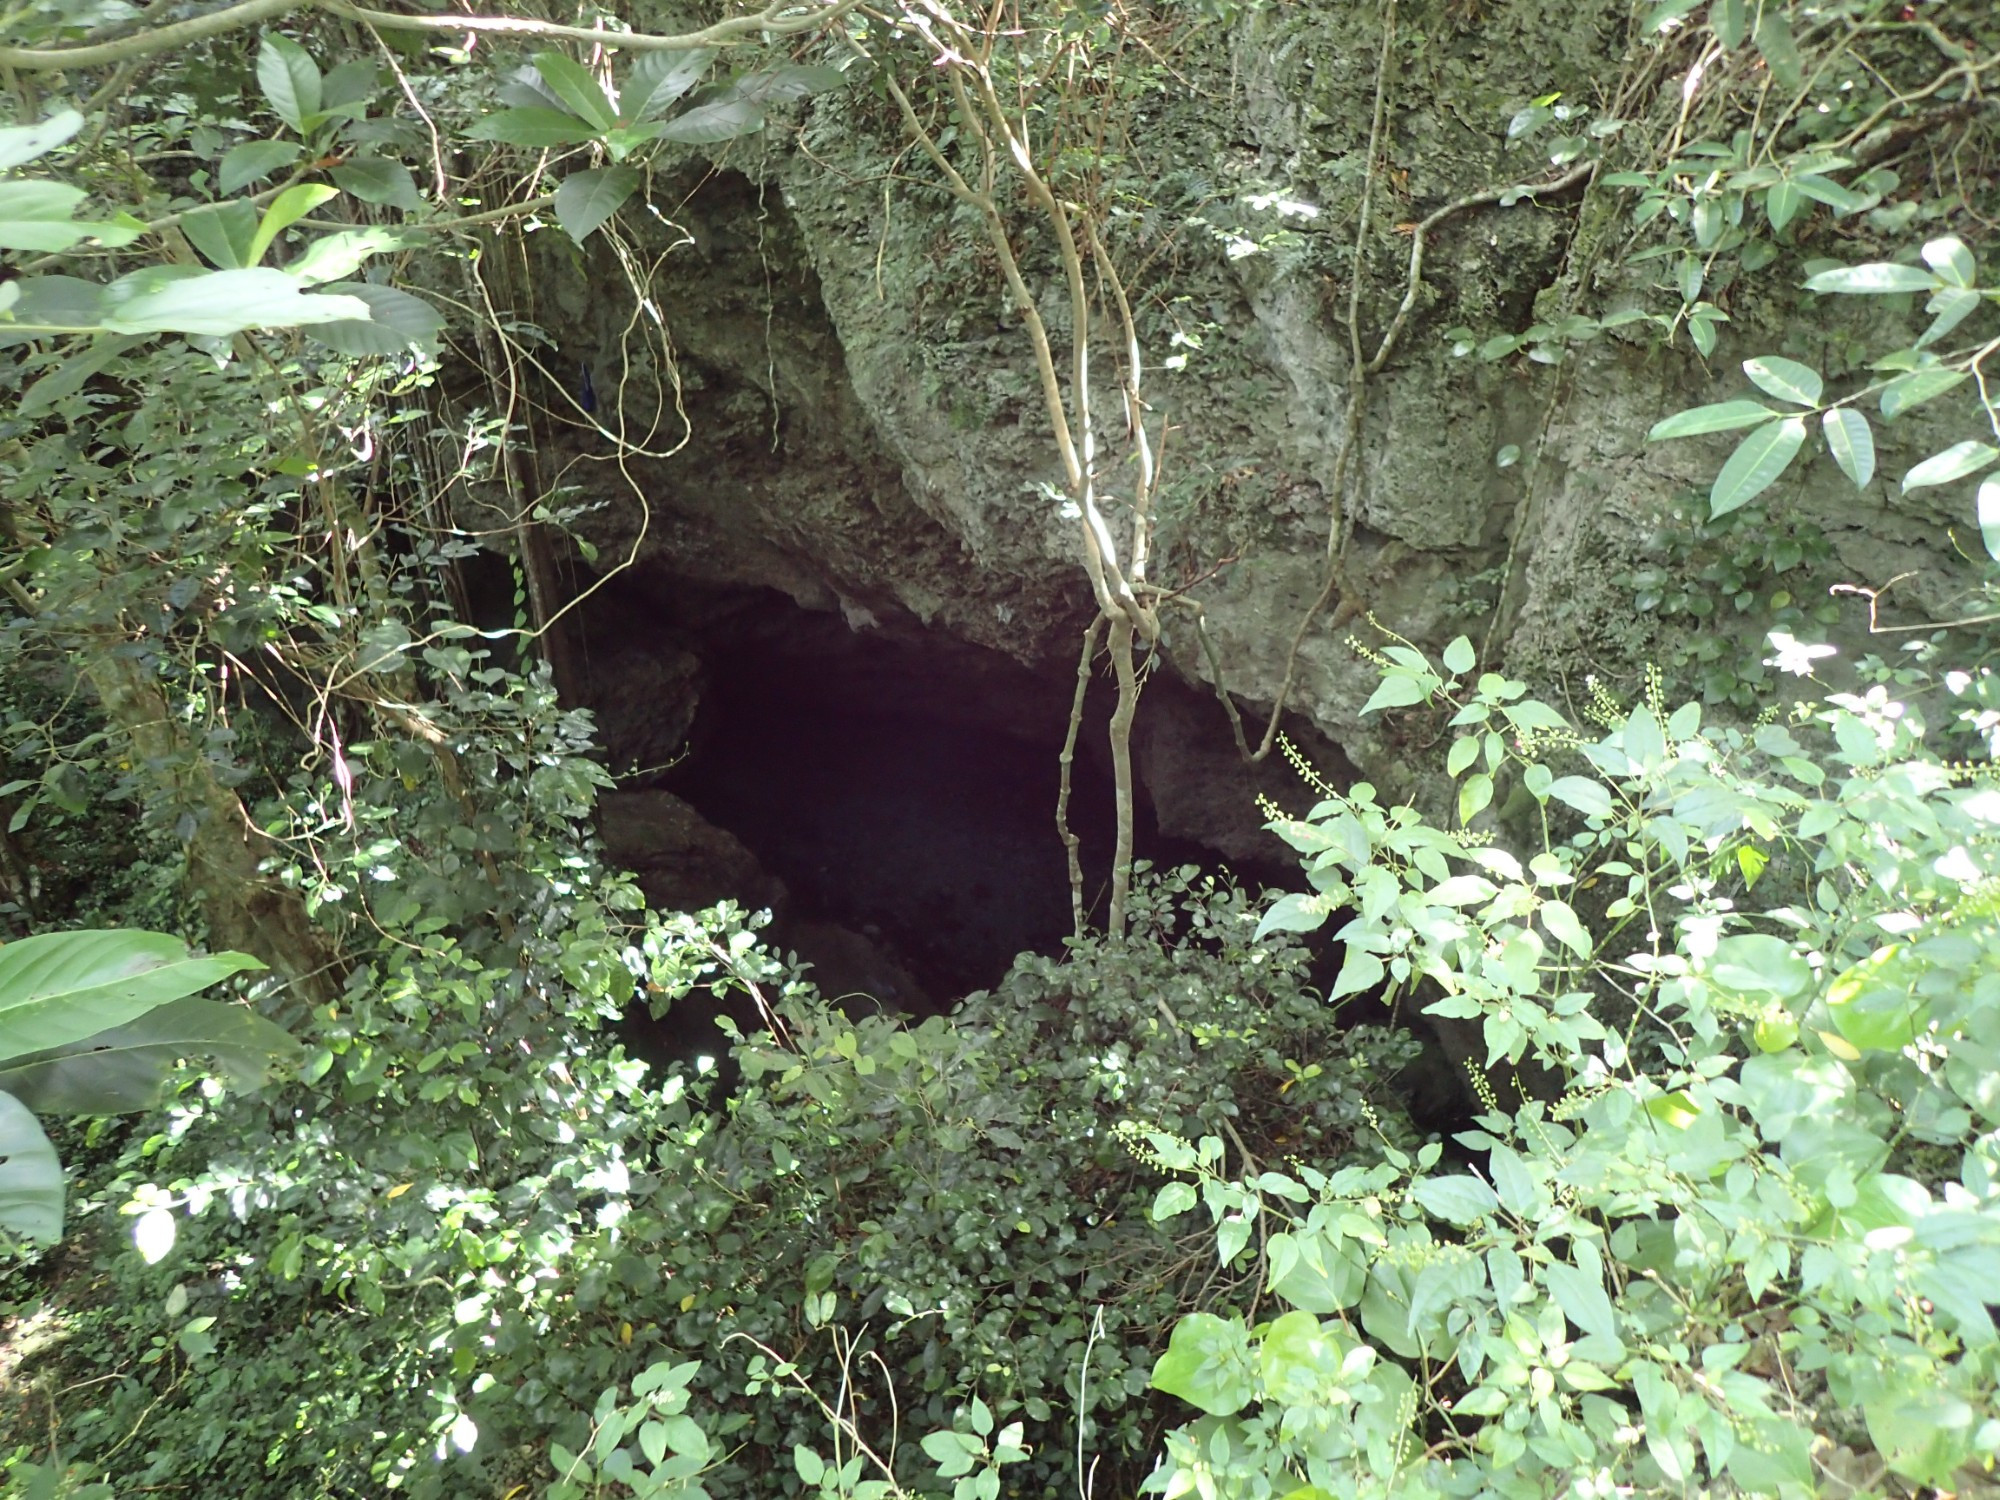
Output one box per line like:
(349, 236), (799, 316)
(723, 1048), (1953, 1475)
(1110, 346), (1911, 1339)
(1359, 672), (1428, 715)
(1880, 368), (1968, 420)
(1329, 949), (1384, 1001)
(554, 166), (641, 246)
(466, 108), (602, 149)
(1710, 415), (1806, 517)
(1442, 635), (1476, 675)
(287, 227), (418, 286)
(1546, 775), (1613, 819)
(1545, 1262), (1620, 1343)
(1646, 399), (1779, 440)
(533, 50), (617, 132)
(1826, 945), (1924, 1053)
(307, 283), (443, 356)
(257, 33), (323, 134)
(1919, 286), (1981, 348)
(246, 182), (339, 266)
(101, 267), (368, 337)
(1713, 0), (1745, 48)
(1266, 1231), (1365, 1313)
(1979, 477), (2000, 563)
(1805, 262), (1939, 295)
(0, 109), (83, 172)
(1921, 236), (1975, 289)
(321, 58), (380, 110)
(1742, 355), (1821, 407)
(1901, 440), (1998, 492)
(1150, 1180), (1199, 1223)
(0, 275), (106, 342)
(218, 138), (303, 194)
(1149, 1312), (1254, 1415)
(0, 1090), (62, 1243)
(1822, 407), (1876, 489)
(1255, 892), (1328, 940)
(0, 930), (264, 1059)
(0, 179), (90, 252)
(1457, 772), (1493, 826)
(179, 200), (259, 270)
(1410, 1175), (1499, 1225)
(0, 997), (298, 1114)
(330, 158), (420, 211)
(1753, 10), (1802, 91)
(654, 97), (766, 145)
(1792, 174), (1870, 215)
(1764, 178), (1802, 232)
(1540, 900), (1591, 958)
(622, 49), (714, 121)
(1260, 1309), (1341, 1405)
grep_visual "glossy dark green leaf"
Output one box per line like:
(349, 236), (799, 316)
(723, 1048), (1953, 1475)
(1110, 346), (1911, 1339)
(1710, 416), (1806, 516)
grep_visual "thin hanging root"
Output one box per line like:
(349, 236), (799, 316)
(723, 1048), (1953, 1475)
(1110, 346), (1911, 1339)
(1057, 612), (1106, 942)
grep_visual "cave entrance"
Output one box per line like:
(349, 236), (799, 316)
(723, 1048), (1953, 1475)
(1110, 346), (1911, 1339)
(577, 584), (1225, 1005)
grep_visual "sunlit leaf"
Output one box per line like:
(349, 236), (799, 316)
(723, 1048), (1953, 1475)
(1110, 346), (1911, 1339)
(1980, 478), (2000, 563)
(246, 183), (340, 266)
(1647, 400), (1780, 440)
(1880, 368), (1968, 420)
(0, 1091), (61, 1244)
(1921, 236), (1975, 289)
(1901, 440), (1998, 492)
(0, 109), (83, 172)
(533, 50), (617, 132)
(257, 33), (323, 134)
(1742, 355), (1821, 407)
(1822, 407), (1875, 490)
(1710, 416), (1806, 517)
(1805, 262), (1939, 295)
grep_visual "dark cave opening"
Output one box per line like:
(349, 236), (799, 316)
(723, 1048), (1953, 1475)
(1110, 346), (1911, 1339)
(594, 585), (1219, 1003)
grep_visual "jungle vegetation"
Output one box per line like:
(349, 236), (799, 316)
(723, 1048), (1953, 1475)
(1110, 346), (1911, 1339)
(2, 0), (2000, 1496)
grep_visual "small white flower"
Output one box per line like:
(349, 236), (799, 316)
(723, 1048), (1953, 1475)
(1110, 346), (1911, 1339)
(1765, 630), (1838, 677)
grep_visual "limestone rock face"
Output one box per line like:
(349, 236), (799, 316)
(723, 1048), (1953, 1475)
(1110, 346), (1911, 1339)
(535, 0), (1981, 802)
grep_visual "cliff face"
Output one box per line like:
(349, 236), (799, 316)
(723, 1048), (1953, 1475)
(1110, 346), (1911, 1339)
(529, 0), (1981, 822)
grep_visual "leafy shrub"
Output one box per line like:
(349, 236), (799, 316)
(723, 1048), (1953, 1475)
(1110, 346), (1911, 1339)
(1140, 634), (2000, 1500)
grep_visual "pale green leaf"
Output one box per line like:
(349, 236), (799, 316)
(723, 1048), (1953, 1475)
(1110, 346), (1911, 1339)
(134, 1205), (176, 1263)
(1149, 1312), (1254, 1415)
(1540, 900), (1592, 958)
(0, 1091), (62, 1243)
(1880, 369), (1969, 420)
(533, 50), (617, 132)
(1710, 416), (1806, 517)
(1359, 672), (1428, 715)
(1921, 236), (1975, 289)
(1742, 355), (1821, 407)
(257, 33), (322, 134)
(1979, 478), (2000, 563)
(1901, 440), (1998, 492)
(1647, 400), (1780, 440)
(304, 282), (442, 356)
(1805, 262), (1939, 295)
(0, 109), (83, 172)
(1442, 635), (1476, 675)
(246, 182), (339, 266)
(1822, 407), (1876, 489)
(1410, 1175), (1499, 1225)
(1753, 10), (1802, 91)
(101, 267), (367, 337)
(1546, 775), (1613, 819)
(0, 930), (264, 1059)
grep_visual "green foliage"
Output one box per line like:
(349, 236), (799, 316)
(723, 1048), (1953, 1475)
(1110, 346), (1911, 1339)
(0, 929), (283, 1245)
(1143, 633), (2000, 1499)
